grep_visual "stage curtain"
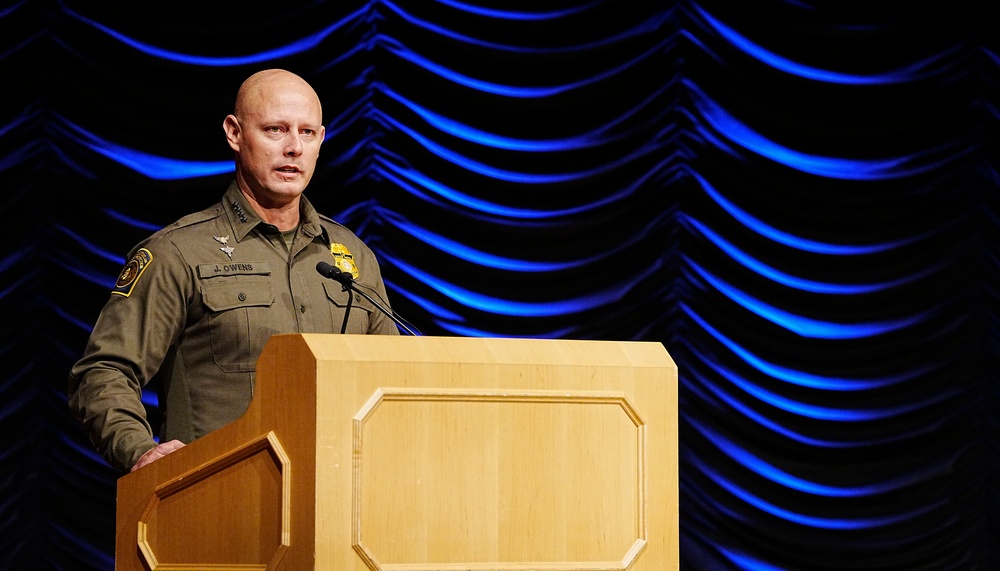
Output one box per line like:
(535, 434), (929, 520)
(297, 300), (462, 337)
(1, 1), (998, 569)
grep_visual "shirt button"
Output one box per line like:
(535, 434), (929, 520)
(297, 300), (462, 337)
(300, 305), (307, 313)
(238, 293), (247, 302)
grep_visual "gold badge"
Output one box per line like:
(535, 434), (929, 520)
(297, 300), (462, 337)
(112, 248), (153, 297)
(330, 243), (359, 279)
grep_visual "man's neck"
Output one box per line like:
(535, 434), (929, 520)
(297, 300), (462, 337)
(239, 188), (301, 231)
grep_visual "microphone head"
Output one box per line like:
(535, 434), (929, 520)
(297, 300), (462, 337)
(317, 261), (354, 284)
(316, 261), (340, 278)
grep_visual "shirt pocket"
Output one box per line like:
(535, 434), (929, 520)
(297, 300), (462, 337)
(202, 281), (275, 372)
(323, 281), (375, 334)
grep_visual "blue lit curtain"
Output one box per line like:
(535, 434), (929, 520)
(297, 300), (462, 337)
(2, 0), (998, 569)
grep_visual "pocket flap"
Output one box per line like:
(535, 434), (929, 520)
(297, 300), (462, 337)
(323, 281), (377, 313)
(202, 281), (274, 312)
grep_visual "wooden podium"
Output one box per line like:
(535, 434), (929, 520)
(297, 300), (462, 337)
(116, 334), (678, 570)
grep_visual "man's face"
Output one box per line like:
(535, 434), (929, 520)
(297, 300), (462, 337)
(226, 80), (325, 208)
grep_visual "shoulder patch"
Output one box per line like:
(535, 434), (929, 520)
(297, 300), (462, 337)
(330, 243), (360, 279)
(112, 248), (153, 297)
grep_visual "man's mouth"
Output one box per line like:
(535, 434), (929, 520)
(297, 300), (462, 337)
(277, 166), (301, 174)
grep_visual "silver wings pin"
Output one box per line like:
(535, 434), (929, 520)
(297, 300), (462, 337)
(214, 236), (234, 260)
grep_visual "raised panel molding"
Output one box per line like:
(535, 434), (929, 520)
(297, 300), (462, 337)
(352, 389), (646, 571)
(136, 432), (291, 571)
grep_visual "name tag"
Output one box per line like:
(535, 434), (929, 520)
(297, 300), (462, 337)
(198, 262), (271, 277)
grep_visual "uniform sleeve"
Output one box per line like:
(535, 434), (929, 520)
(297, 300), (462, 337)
(67, 236), (193, 472)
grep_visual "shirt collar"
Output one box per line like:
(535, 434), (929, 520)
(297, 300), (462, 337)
(222, 181), (325, 243)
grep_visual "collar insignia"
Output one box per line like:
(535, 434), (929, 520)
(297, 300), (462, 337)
(231, 201), (248, 224)
(215, 236), (234, 260)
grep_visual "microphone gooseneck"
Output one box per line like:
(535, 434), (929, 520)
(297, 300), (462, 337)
(315, 261), (418, 336)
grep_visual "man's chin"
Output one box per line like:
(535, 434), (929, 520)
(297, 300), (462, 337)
(268, 178), (309, 196)
(244, 183), (308, 209)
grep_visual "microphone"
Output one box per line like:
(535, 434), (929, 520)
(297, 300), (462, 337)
(315, 261), (418, 336)
(316, 261), (354, 286)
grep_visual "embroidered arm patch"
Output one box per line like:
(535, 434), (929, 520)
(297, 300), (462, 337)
(112, 248), (153, 297)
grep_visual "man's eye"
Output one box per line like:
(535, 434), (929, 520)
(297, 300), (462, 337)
(265, 126), (282, 133)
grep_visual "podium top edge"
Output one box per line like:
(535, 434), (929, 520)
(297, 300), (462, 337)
(267, 334), (676, 369)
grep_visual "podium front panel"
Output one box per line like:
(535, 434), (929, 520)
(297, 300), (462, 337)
(116, 334), (677, 571)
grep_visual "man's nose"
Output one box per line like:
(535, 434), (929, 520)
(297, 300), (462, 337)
(284, 134), (303, 156)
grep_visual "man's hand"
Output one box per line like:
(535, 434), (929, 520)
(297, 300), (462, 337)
(131, 439), (186, 472)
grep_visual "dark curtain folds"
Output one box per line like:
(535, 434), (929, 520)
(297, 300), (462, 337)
(1, 1), (998, 569)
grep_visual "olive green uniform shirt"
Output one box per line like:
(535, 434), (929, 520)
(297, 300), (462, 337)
(68, 182), (399, 472)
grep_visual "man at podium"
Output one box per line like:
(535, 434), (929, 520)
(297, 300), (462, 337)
(67, 69), (399, 474)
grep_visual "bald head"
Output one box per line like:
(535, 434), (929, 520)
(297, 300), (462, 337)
(223, 69), (326, 227)
(234, 69), (323, 122)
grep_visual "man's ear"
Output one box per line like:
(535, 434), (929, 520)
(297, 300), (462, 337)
(223, 115), (241, 152)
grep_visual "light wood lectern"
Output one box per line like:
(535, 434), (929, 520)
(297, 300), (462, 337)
(116, 334), (678, 570)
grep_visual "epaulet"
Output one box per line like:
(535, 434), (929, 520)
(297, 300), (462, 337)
(317, 212), (348, 230)
(154, 205), (224, 236)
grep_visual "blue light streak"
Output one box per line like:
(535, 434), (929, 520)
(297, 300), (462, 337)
(431, 0), (598, 20)
(55, 224), (125, 265)
(0, 271), (32, 303)
(689, 452), (944, 529)
(432, 318), (577, 339)
(58, 428), (115, 467)
(102, 209), (163, 233)
(380, 253), (623, 317)
(687, 257), (927, 339)
(1, 28), (43, 61)
(702, 355), (956, 422)
(689, 418), (900, 496)
(692, 2), (950, 84)
(383, 0), (674, 52)
(684, 350), (955, 447)
(369, 105), (667, 184)
(378, 85), (599, 151)
(683, 367), (859, 448)
(375, 163), (554, 217)
(378, 34), (669, 98)
(683, 303), (924, 390)
(0, 143), (39, 174)
(385, 281), (577, 338)
(718, 546), (802, 571)
(376, 111), (609, 182)
(376, 77), (677, 151)
(63, 4), (367, 65)
(0, 0), (27, 18)
(54, 117), (231, 180)
(687, 81), (958, 179)
(375, 161), (638, 218)
(96, 144), (231, 180)
(691, 171), (914, 254)
(377, 210), (589, 271)
(0, 250), (27, 274)
(383, 281), (466, 322)
(63, 262), (116, 289)
(0, 110), (42, 172)
(683, 215), (931, 293)
(0, 106), (36, 137)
